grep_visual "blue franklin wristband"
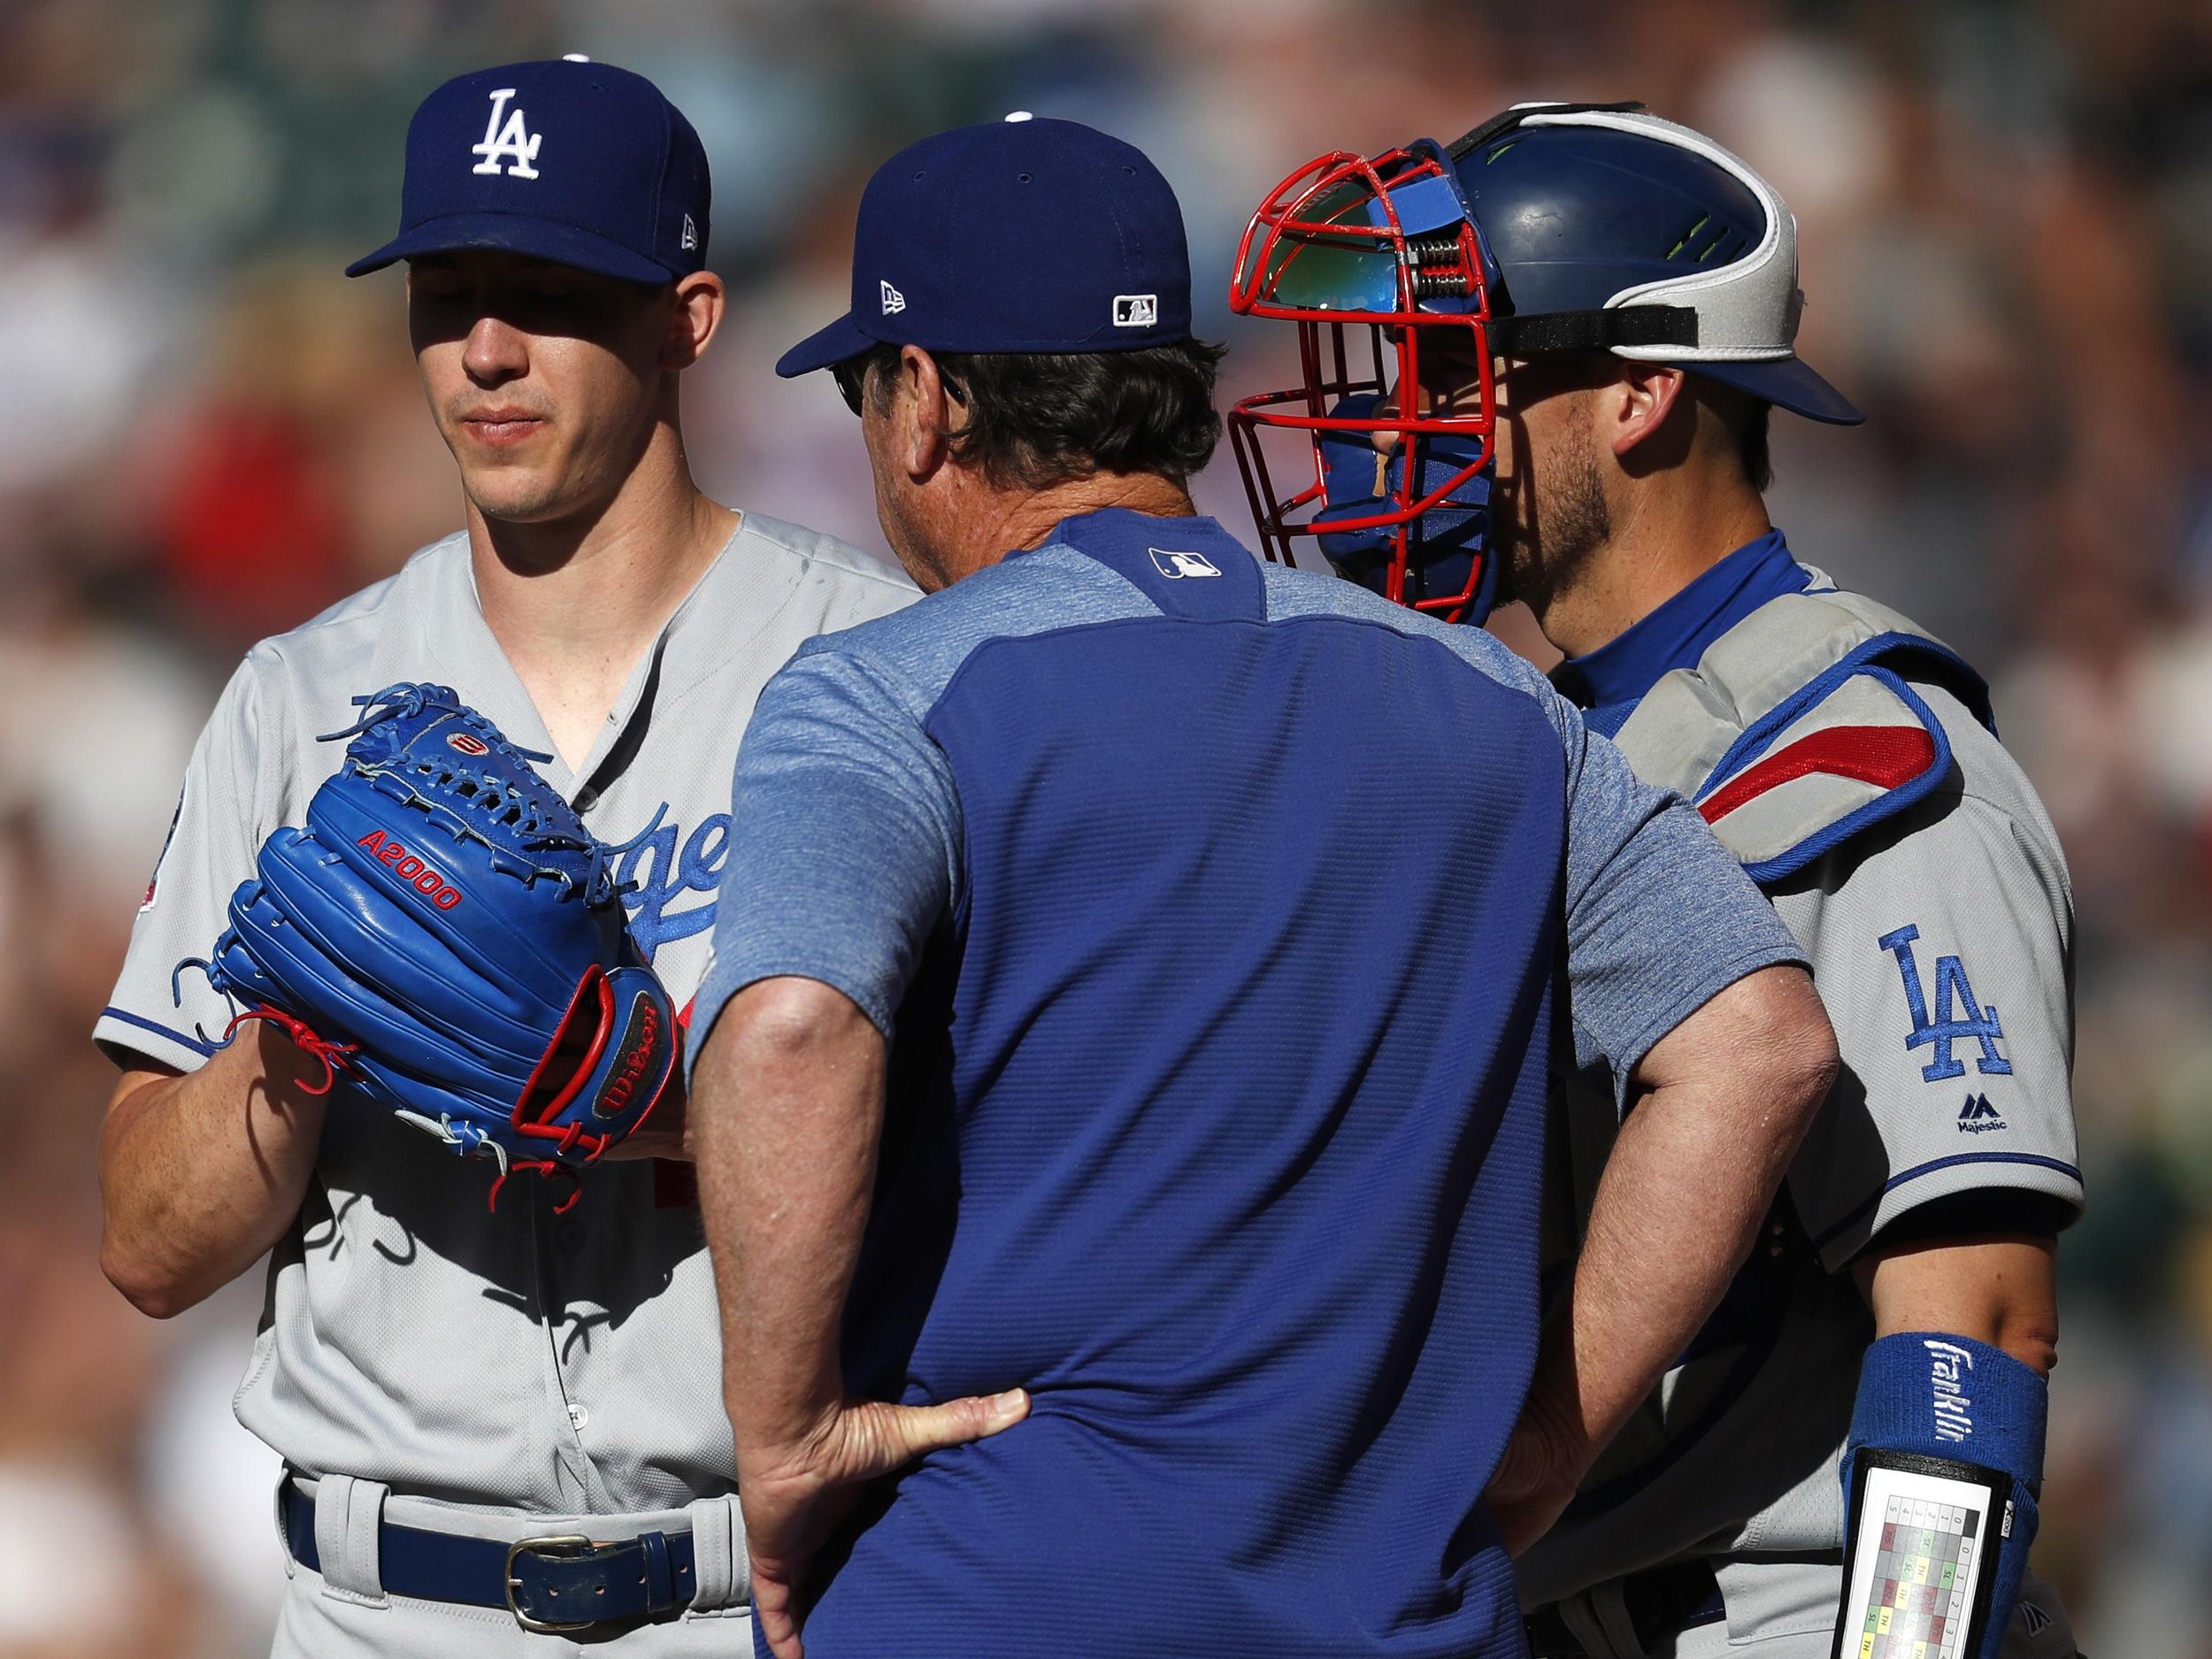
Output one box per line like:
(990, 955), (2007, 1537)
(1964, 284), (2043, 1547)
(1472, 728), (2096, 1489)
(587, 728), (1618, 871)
(1840, 1333), (2047, 1659)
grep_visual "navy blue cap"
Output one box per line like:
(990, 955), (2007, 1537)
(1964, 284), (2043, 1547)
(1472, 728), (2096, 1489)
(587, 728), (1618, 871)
(776, 115), (1192, 378)
(348, 58), (710, 286)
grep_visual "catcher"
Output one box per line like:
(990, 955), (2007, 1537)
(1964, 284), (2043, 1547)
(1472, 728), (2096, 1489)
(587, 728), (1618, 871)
(89, 59), (987, 1658)
(1226, 104), (2080, 1659)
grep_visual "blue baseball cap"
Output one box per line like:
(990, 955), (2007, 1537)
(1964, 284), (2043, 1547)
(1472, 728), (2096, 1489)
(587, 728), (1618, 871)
(776, 115), (1193, 378)
(347, 58), (710, 287)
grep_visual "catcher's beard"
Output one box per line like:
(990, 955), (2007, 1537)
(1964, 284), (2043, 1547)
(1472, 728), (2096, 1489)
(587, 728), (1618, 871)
(1494, 395), (1611, 620)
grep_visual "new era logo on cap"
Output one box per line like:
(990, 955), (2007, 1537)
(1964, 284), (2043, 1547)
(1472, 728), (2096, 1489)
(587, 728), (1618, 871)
(1114, 294), (1158, 327)
(880, 280), (906, 315)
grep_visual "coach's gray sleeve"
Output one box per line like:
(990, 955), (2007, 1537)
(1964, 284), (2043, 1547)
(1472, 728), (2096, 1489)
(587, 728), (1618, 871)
(688, 646), (961, 1075)
(94, 657), (274, 1073)
(1560, 720), (1809, 1108)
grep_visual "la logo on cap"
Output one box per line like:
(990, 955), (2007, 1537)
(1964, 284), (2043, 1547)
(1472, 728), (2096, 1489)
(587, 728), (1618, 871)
(472, 87), (541, 179)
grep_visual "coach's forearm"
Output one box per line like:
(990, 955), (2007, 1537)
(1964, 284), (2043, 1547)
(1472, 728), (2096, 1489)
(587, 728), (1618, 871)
(98, 1027), (327, 1318)
(1532, 965), (1838, 1469)
(693, 977), (887, 1474)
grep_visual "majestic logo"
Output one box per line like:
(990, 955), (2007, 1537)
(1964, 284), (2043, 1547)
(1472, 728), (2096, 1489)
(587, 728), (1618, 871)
(1113, 294), (1159, 327)
(1149, 548), (1221, 580)
(1923, 1338), (1975, 1443)
(680, 213), (698, 251)
(2021, 1601), (2051, 1635)
(446, 732), (490, 757)
(1957, 1093), (2007, 1134)
(1878, 925), (2012, 1082)
(471, 88), (542, 179)
(355, 829), (464, 910)
(879, 280), (906, 315)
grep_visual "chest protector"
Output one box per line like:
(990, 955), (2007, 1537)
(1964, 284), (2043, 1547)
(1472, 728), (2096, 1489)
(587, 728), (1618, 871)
(1608, 571), (1993, 884)
(1535, 577), (1998, 1538)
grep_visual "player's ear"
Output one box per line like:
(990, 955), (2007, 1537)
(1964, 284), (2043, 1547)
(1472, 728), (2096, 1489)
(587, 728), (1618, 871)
(663, 271), (726, 372)
(1609, 363), (1691, 472)
(899, 346), (955, 480)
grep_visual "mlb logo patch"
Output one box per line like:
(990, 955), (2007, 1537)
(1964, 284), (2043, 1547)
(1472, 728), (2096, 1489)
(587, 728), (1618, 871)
(1113, 294), (1158, 328)
(1149, 548), (1220, 580)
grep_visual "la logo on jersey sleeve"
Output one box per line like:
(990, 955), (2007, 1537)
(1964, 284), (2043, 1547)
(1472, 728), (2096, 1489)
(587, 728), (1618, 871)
(1878, 924), (2012, 1084)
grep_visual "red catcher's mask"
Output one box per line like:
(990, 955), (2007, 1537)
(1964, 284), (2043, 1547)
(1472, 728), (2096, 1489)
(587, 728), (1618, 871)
(1226, 137), (1501, 625)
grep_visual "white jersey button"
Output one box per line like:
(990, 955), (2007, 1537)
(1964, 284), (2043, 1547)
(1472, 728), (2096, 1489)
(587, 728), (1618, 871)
(566, 1402), (590, 1431)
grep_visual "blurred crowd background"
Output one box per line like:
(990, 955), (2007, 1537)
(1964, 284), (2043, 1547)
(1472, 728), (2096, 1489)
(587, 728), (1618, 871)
(4, 0), (2208, 1653)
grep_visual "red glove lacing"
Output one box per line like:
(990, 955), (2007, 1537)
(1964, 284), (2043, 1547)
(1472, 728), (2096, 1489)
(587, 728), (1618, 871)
(222, 1006), (359, 1096)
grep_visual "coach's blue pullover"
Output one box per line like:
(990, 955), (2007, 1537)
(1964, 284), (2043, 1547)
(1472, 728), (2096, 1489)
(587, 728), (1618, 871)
(692, 508), (1802, 1659)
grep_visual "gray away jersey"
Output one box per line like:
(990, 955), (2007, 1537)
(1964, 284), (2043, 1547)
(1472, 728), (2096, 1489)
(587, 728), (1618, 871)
(96, 514), (916, 1517)
(1518, 577), (2080, 1609)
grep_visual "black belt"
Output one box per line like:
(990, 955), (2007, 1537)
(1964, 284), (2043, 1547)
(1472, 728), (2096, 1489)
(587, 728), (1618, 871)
(280, 1485), (726, 1631)
(1525, 1560), (1726, 1659)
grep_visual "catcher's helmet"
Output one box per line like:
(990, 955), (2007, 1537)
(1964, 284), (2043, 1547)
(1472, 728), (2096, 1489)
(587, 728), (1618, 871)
(1227, 102), (1859, 625)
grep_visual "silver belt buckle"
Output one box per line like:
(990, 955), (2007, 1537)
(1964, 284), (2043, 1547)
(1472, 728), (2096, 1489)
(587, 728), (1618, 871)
(504, 1533), (600, 1633)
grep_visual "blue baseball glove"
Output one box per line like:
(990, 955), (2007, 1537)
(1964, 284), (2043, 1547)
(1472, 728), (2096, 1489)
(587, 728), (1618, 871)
(188, 683), (678, 1210)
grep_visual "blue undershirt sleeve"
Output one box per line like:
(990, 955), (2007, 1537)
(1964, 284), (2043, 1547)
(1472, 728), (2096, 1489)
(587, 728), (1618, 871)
(687, 646), (961, 1079)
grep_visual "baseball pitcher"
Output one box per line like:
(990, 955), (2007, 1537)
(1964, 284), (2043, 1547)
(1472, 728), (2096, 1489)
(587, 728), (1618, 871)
(93, 58), (947, 1657)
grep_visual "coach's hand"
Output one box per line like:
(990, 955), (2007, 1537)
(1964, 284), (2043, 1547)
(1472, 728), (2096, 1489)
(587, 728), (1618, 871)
(741, 1389), (1029, 1659)
(1484, 1371), (1592, 1555)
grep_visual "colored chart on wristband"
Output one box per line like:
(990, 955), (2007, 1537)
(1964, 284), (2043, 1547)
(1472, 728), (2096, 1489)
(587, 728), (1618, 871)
(1842, 1465), (1993, 1659)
